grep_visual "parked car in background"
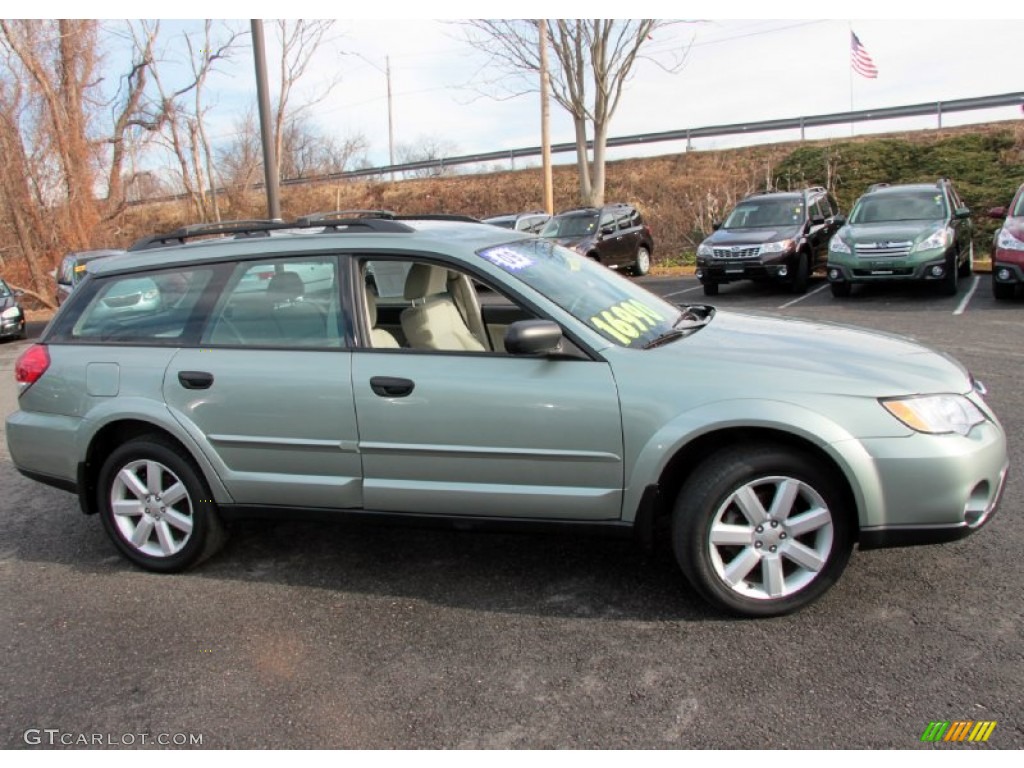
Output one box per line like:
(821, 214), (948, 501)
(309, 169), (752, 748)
(539, 203), (654, 276)
(482, 211), (551, 234)
(56, 249), (126, 306)
(826, 179), (973, 297)
(695, 187), (843, 296)
(0, 277), (26, 340)
(6, 214), (1008, 617)
(987, 182), (1024, 300)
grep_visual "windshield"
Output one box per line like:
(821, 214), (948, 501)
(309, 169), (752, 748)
(850, 191), (948, 224)
(1013, 190), (1024, 218)
(477, 239), (688, 348)
(540, 213), (599, 239)
(723, 199), (804, 229)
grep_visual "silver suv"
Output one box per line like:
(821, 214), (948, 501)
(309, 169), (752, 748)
(6, 214), (1008, 617)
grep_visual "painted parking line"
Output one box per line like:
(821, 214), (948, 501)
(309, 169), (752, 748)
(953, 276), (980, 316)
(777, 283), (829, 309)
(663, 285), (704, 298)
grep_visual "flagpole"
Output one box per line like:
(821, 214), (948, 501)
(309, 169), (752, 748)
(848, 21), (855, 137)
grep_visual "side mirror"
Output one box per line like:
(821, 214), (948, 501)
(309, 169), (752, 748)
(988, 206), (1008, 220)
(954, 206), (971, 219)
(712, 221), (722, 231)
(600, 225), (616, 236)
(504, 319), (563, 355)
(811, 215), (826, 226)
(832, 214), (847, 226)
(13, 289), (24, 298)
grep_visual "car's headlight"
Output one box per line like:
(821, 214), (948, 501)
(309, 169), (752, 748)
(912, 227), (952, 252)
(830, 237), (851, 254)
(881, 394), (986, 436)
(760, 239), (794, 254)
(697, 243), (713, 257)
(996, 228), (1024, 251)
(1, 306), (22, 319)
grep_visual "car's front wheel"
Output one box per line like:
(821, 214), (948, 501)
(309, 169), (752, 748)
(790, 252), (809, 294)
(97, 436), (225, 572)
(830, 281), (851, 298)
(702, 281), (719, 297)
(993, 280), (1015, 300)
(671, 443), (853, 617)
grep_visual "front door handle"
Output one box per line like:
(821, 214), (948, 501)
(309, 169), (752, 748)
(370, 376), (415, 398)
(178, 370), (214, 390)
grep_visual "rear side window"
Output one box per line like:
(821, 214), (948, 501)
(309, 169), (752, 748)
(61, 269), (215, 343)
(203, 257), (343, 348)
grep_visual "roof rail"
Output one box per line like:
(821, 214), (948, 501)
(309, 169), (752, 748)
(396, 214), (481, 223)
(128, 219), (291, 251)
(867, 182), (891, 192)
(295, 210), (414, 233)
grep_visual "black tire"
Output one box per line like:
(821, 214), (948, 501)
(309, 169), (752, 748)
(958, 242), (973, 278)
(97, 436), (225, 573)
(790, 252), (809, 294)
(939, 254), (959, 296)
(830, 281), (851, 298)
(671, 443), (853, 617)
(993, 281), (1015, 300)
(702, 281), (719, 297)
(632, 245), (651, 276)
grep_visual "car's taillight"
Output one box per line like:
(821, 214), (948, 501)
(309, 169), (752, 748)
(15, 344), (50, 388)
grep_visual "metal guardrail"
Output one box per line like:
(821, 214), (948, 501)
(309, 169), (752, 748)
(132, 91), (1024, 204)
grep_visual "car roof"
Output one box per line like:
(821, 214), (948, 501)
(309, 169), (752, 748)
(90, 219), (531, 277)
(861, 183), (946, 197)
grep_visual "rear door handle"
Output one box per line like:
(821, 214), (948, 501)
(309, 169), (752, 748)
(370, 376), (415, 397)
(178, 371), (214, 390)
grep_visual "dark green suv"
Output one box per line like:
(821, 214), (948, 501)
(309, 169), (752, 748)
(826, 179), (973, 297)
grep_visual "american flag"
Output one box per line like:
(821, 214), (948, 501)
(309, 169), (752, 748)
(851, 31), (878, 79)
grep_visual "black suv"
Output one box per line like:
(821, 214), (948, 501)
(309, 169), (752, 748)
(539, 203), (655, 276)
(696, 187), (843, 295)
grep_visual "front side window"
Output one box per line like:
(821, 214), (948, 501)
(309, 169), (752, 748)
(68, 268), (214, 342)
(203, 258), (342, 348)
(477, 239), (681, 348)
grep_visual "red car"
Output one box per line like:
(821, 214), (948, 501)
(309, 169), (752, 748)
(988, 183), (1024, 300)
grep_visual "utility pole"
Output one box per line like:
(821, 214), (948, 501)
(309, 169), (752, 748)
(538, 19), (553, 215)
(345, 52), (395, 181)
(251, 19), (281, 220)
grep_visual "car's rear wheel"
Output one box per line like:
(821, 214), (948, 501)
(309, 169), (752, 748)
(830, 281), (851, 298)
(671, 443), (853, 617)
(702, 281), (719, 297)
(993, 281), (1015, 300)
(632, 245), (651, 276)
(97, 436), (225, 572)
(790, 252), (810, 294)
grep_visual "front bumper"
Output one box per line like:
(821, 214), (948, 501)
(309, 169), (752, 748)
(827, 245), (954, 284)
(696, 254), (794, 283)
(848, 419), (1008, 550)
(991, 259), (1024, 286)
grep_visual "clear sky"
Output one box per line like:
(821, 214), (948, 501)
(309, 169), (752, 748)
(29, 3), (1024, 173)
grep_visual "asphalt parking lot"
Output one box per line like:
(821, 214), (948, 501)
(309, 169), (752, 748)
(1, 273), (1022, 749)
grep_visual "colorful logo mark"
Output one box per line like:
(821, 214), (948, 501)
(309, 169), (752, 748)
(920, 721), (997, 743)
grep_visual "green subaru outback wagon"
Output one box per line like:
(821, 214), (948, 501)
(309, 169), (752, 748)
(6, 214), (1008, 617)
(826, 179), (974, 297)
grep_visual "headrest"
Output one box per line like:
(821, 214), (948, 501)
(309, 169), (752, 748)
(268, 271), (304, 301)
(404, 264), (449, 300)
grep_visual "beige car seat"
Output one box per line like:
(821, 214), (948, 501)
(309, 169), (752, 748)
(401, 264), (486, 352)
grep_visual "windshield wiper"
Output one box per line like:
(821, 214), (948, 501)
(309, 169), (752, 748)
(642, 309), (713, 349)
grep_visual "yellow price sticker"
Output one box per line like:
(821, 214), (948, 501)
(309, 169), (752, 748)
(589, 299), (665, 345)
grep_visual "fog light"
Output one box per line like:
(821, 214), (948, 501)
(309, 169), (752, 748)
(778, 265), (788, 277)
(828, 268), (840, 280)
(695, 268), (703, 279)
(997, 267), (1012, 281)
(930, 265), (945, 277)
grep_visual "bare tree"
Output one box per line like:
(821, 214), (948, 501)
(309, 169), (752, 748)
(272, 20), (340, 183)
(463, 20), (687, 206)
(396, 136), (460, 178)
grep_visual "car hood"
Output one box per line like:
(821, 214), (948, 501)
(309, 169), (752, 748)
(704, 226), (800, 246)
(656, 310), (969, 397)
(548, 235), (593, 248)
(839, 221), (942, 244)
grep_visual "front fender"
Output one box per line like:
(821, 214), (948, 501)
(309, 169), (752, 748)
(622, 398), (885, 529)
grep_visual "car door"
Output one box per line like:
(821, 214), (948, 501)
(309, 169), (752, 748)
(162, 255), (364, 510)
(351, 256), (625, 521)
